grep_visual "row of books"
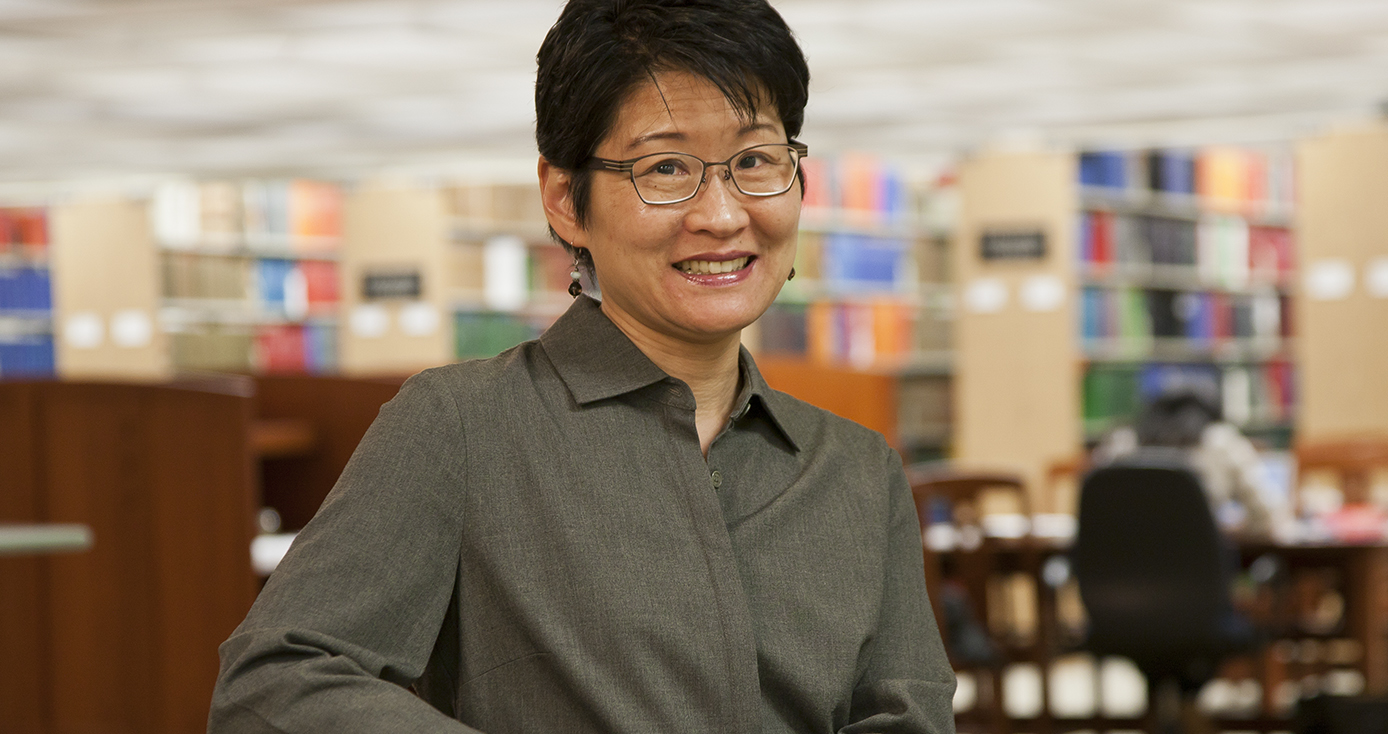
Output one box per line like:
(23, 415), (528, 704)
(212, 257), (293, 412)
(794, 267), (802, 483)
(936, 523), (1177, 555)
(1078, 147), (1295, 206)
(782, 232), (914, 296)
(162, 254), (339, 317)
(446, 184), (546, 226)
(152, 179), (344, 248)
(0, 267), (52, 311)
(1079, 211), (1294, 283)
(1080, 287), (1289, 342)
(169, 323), (337, 374)
(800, 154), (914, 223)
(757, 301), (947, 369)
(454, 311), (545, 360)
(1083, 361), (1295, 433)
(0, 334), (55, 377)
(0, 207), (47, 246)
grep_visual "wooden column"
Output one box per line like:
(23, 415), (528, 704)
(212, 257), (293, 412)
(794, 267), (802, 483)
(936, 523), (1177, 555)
(1294, 123), (1388, 440)
(339, 186), (452, 375)
(953, 150), (1081, 501)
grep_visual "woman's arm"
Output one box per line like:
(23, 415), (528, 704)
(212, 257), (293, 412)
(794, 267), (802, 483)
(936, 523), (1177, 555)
(841, 446), (957, 734)
(209, 371), (480, 733)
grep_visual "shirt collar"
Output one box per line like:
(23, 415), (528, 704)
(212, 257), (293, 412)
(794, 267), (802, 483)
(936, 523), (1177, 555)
(734, 347), (802, 453)
(539, 296), (669, 404)
(539, 296), (801, 452)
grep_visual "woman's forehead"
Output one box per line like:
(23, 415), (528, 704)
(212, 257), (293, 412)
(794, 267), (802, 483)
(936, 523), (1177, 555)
(605, 71), (784, 153)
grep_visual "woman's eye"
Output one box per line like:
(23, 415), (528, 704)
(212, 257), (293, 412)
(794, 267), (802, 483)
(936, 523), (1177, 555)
(645, 158), (689, 176)
(737, 154), (765, 169)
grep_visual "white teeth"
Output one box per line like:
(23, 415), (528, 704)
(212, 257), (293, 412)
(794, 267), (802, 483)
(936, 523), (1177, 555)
(677, 256), (749, 275)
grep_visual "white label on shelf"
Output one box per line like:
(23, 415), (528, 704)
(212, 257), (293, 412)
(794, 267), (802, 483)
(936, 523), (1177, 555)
(1019, 274), (1064, 312)
(349, 304), (389, 338)
(1366, 257), (1388, 299)
(963, 277), (1008, 314)
(398, 301), (440, 336)
(283, 266), (309, 321)
(63, 312), (104, 349)
(1305, 259), (1355, 301)
(483, 235), (528, 312)
(110, 309), (153, 348)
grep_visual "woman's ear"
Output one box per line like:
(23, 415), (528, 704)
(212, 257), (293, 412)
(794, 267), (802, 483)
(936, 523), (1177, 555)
(538, 157), (585, 248)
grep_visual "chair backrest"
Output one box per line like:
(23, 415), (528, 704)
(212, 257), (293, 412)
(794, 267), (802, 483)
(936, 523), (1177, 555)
(906, 466), (1028, 527)
(1074, 454), (1233, 652)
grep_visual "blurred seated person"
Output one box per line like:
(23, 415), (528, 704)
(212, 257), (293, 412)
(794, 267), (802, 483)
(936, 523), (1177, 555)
(1092, 385), (1276, 540)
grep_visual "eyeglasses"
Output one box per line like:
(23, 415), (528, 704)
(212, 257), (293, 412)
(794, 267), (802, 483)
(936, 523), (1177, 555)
(586, 140), (809, 205)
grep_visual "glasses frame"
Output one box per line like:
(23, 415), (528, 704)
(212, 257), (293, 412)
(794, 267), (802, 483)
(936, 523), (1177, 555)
(585, 140), (809, 205)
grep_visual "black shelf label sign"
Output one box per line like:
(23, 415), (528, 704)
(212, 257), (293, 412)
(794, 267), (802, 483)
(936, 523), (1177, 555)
(363, 270), (422, 300)
(981, 230), (1046, 261)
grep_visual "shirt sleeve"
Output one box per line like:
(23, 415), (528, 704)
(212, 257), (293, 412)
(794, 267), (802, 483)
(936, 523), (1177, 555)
(1206, 422), (1276, 538)
(841, 446), (957, 734)
(209, 370), (482, 734)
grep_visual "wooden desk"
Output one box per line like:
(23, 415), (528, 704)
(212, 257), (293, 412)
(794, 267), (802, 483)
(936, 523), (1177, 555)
(926, 532), (1388, 734)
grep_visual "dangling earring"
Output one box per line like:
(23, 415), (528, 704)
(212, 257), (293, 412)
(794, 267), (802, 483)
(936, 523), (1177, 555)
(569, 250), (584, 297)
(787, 267), (796, 282)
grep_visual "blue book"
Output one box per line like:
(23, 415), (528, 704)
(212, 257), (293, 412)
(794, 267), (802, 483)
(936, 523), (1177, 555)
(258, 259), (294, 309)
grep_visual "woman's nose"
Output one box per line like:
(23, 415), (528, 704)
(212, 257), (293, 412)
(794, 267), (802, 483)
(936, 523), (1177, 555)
(685, 166), (749, 236)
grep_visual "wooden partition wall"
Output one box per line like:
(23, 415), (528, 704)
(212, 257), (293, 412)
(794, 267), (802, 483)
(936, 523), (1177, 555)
(757, 357), (901, 447)
(0, 380), (259, 734)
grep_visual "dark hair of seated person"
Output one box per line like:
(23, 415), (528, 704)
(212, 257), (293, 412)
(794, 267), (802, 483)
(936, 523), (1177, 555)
(534, 0), (811, 254)
(1135, 388), (1223, 448)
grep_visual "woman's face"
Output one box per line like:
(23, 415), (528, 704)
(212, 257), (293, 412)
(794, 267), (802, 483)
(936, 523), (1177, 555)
(570, 71), (801, 346)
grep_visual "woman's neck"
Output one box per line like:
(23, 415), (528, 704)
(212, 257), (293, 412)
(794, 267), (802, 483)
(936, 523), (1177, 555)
(600, 302), (742, 458)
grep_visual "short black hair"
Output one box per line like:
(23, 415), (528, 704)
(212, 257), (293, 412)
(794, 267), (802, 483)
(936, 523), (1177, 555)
(535, 0), (810, 241)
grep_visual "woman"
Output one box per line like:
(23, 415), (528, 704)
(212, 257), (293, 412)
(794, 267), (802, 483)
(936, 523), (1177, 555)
(209, 1), (955, 732)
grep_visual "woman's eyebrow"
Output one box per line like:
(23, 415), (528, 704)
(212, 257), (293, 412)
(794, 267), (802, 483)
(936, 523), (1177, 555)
(626, 130), (687, 151)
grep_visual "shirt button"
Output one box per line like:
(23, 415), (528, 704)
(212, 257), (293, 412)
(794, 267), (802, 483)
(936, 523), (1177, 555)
(710, 470), (723, 489)
(734, 403), (751, 421)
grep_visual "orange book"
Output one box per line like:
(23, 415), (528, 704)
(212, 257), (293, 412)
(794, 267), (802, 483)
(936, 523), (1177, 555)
(1197, 148), (1248, 203)
(871, 301), (911, 362)
(807, 301), (837, 364)
(290, 180), (344, 244)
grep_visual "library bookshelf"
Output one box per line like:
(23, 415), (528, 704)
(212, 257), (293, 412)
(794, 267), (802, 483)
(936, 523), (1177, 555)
(953, 144), (1297, 505)
(47, 180), (344, 381)
(0, 206), (54, 378)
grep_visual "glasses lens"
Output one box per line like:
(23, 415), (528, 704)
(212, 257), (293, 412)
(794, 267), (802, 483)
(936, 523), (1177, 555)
(729, 145), (798, 195)
(631, 153), (703, 204)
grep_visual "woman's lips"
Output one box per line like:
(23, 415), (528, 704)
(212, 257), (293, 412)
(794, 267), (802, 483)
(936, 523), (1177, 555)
(672, 255), (756, 285)
(674, 255), (752, 275)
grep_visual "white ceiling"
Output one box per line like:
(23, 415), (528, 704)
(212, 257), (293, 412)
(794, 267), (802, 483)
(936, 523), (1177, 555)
(2, 0), (1387, 186)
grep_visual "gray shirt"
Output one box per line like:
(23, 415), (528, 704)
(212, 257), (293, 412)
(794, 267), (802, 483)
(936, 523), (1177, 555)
(210, 295), (955, 734)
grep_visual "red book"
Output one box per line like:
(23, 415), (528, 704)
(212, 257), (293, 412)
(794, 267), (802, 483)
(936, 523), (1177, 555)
(1212, 293), (1231, 339)
(256, 325), (307, 374)
(299, 260), (340, 307)
(1092, 211), (1114, 265)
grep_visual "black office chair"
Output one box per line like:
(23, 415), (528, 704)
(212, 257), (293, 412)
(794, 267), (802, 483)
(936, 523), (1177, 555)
(1074, 455), (1260, 733)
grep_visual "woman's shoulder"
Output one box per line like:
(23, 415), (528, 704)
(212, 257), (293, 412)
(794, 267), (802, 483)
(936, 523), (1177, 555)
(407, 340), (549, 404)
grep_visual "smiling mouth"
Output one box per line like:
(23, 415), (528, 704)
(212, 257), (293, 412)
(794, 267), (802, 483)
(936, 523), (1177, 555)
(674, 256), (753, 275)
